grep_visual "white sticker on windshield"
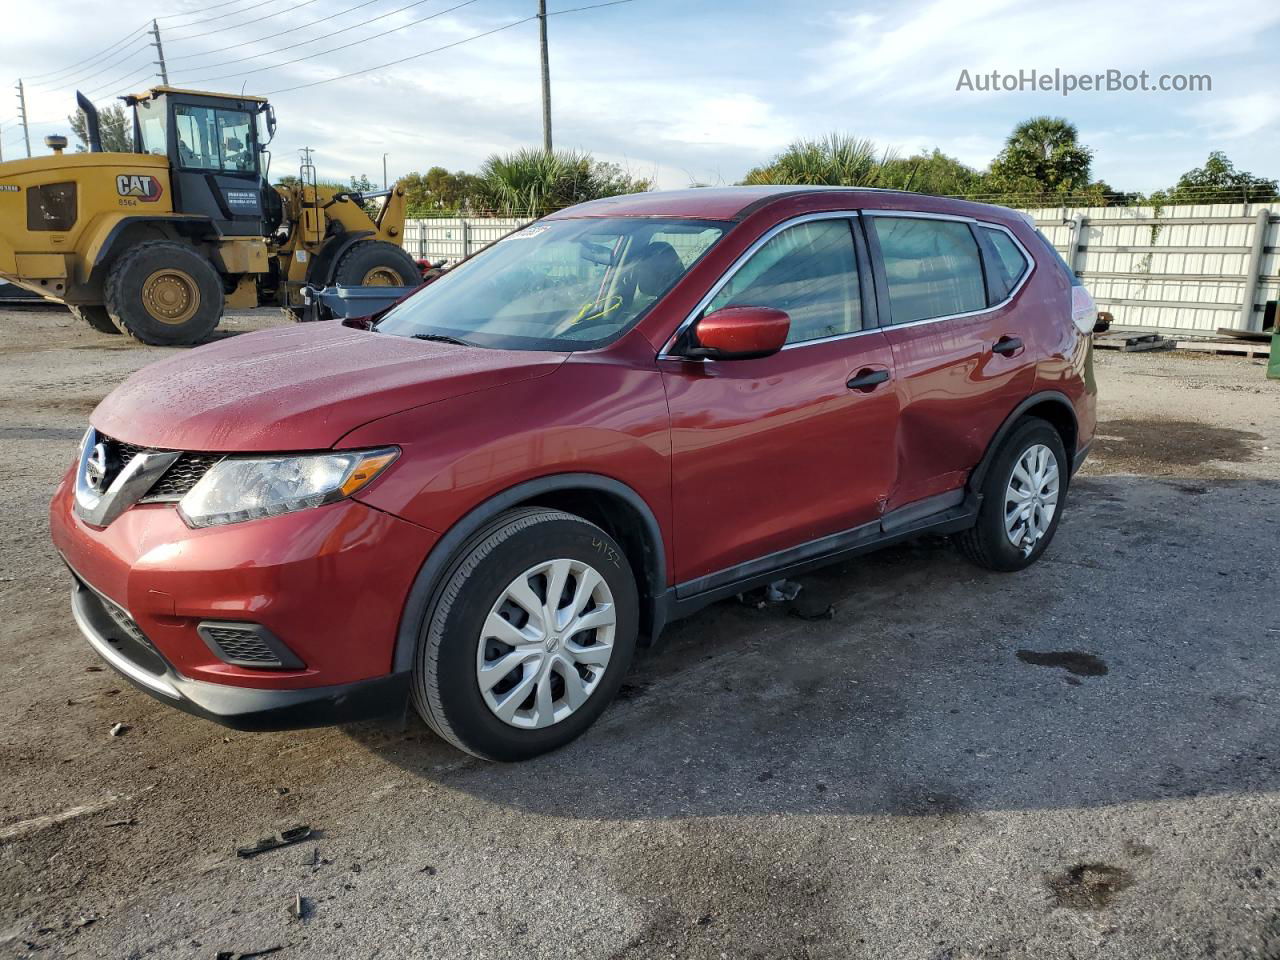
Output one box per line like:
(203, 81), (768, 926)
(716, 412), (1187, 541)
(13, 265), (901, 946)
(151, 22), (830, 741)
(504, 225), (549, 241)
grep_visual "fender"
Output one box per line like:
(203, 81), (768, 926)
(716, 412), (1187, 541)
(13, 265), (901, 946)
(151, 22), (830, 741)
(306, 230), (374, 286)
(390, 473), (668, 675)
(85, 213), (217, 277)
(967, 389), (1078, 493)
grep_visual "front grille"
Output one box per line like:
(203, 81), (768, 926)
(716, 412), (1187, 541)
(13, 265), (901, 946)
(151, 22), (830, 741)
(75, 574), (154, 650)
(98, 433), (221, 503)
(204, 626), (282, 665)
(145, 453), (223, 501)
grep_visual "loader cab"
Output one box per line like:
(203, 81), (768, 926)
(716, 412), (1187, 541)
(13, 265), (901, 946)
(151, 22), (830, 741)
(126, 87), (275, 238)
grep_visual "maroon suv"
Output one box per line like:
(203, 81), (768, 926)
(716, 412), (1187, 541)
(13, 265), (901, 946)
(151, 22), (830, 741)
(50, 187), (1097, 761)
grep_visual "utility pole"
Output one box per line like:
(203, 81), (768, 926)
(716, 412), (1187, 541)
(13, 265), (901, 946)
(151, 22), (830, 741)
(150, 19), (169, 85)
(382, 152), (389, 189)
(538, 0), (552, 153)
(15, 80), (31, 158)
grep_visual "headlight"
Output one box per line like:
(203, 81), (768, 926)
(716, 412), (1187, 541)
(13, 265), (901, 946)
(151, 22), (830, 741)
(178, 448), (399, 528)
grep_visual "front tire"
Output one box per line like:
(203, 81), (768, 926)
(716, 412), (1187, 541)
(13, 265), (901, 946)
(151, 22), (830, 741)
(332, 241), (420, 288)
(104, 241), (223, 346)
(956, 417), (1068, 572)
(412, 508), (639, 761)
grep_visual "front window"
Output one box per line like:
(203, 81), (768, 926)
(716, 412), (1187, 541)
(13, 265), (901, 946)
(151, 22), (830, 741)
(375, 217), (726, 350)
(136, 99), (167, 157)
(173, 104), (256, 173)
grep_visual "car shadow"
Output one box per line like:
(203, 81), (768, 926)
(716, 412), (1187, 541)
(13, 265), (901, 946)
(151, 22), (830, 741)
(343, 475), (1280, 822)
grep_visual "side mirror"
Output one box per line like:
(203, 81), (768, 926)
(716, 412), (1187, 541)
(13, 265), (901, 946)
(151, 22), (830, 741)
(1093, 310), (1113, 335)
(685, 306), (790, 360)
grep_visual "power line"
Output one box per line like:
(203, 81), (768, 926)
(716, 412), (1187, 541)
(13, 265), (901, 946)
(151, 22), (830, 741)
(165, 0), (324, 43)
(183, 0), (483, 85)
(265, 0), (634, 95)
(158, 0), (298, 28)
(18, 25), (150, 82)
(26, 36), (152, 93)
(170, 0), (428, 68)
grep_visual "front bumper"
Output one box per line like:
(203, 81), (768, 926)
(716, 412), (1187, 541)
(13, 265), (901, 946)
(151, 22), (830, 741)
(50, 465), (438, 727)
(70, 571), (409, 729)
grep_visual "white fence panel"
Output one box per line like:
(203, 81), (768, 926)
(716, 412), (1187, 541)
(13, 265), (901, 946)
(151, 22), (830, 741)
(1026, 202), (1277, 333)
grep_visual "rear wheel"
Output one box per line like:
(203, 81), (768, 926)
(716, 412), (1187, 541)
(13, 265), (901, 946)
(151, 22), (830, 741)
(104, 241), (223, 346)
(412, 508), (639, 761)
(332, 241), (420, 288)
(69, 304), (120, 335)
(956, 417), (1068, 572)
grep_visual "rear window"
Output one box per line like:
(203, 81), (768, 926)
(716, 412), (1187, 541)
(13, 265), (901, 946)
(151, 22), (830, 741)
(1036, 229), (1082, 286)
(26, 182), (77, 232)
(979, 225), (1030, 301)
(871, 216), (986, 324)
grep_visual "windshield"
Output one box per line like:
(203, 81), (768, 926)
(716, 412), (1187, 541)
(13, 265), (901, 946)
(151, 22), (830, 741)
(375, 217), (726, 350)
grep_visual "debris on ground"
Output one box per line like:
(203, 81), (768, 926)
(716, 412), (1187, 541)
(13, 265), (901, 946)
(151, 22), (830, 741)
(103, 818), (136, 828)
(109, 722), (130, 737)
(289, 893), (308, 921)
(214, 946), (284, 960)
(235, 825), (313, 859)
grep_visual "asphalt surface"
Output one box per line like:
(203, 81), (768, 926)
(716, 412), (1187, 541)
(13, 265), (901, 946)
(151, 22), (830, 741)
(1, 305), (1278, 959)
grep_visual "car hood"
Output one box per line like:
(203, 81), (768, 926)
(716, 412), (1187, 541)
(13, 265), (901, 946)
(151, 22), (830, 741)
(92, 323), (568, 452)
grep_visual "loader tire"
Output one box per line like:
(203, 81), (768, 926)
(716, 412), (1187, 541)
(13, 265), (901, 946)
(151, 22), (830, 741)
(70, 304), (121, 335)
(105, 241), (223, 346)
(332, 241), (421, 288)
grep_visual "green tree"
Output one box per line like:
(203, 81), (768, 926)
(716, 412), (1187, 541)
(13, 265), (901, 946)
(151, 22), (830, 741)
(986, 116), (1094, 200)
(1156, 152), (1278, 204)
(877, 149), (982, 196)
(743, 134), (895, 186)
(477, 148), (652, 216)
(401, 166), (487, 215)
(67, 103), (133, 152)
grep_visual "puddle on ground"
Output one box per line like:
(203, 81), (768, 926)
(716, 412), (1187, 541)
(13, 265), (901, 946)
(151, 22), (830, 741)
(1047, 863), (1135, 909)
(1091, 418), (1259, 473)
(1016, 650), (1109, 677)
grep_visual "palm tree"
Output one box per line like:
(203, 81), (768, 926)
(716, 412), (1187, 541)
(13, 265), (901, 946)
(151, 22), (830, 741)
(479, 149), (652, 216)
(743, 134), (896, 187)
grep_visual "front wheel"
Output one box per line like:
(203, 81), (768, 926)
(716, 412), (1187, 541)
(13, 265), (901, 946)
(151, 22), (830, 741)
(956, 417), (1068, 572)
(332, 241), (420, 288)
(412, 508), (639, 761)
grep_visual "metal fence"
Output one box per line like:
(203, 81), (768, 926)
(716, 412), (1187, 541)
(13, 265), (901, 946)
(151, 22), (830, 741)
(1030, 203), (1277, 334)
(407, 203), (1279, 335)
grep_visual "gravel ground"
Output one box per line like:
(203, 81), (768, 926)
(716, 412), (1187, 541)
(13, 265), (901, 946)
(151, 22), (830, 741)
(1, 306), (1278, 960)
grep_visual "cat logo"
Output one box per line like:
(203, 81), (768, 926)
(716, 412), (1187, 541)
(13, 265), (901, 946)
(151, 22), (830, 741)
(115, 174), (163, 202)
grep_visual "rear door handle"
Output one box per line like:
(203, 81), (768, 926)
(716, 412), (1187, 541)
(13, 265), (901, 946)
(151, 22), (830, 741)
(992, 336), (1023, 356)
(846, 368), (891, 391)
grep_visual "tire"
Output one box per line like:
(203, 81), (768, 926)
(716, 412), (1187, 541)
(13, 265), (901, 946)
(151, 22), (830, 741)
(412, 508), (639, 761)
(955, 416), (1069, 572)
(69, 304), (121, 335)
(332, 241), (420, 288)
(104, 241), (223, 346)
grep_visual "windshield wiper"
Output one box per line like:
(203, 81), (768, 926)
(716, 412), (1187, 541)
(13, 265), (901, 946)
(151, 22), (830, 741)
(411, 333), (474, 346)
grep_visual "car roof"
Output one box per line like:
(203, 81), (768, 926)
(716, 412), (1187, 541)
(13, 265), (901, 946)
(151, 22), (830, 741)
(544, 186), (1027, 226)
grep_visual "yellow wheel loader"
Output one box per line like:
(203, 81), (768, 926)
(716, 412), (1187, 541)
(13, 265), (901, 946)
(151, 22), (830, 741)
(0, 87), (420, 345)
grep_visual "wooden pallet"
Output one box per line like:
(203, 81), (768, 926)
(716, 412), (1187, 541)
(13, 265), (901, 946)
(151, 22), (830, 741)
(1093, 332), (1175, 352)
(1173, 338), (1272, 359)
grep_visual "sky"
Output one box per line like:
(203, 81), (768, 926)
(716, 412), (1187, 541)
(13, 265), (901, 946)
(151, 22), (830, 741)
(2, 0), (1278, 194)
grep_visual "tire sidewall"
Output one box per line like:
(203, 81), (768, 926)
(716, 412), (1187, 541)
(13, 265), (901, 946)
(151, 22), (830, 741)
(107, 243), (223, 345)
(978, 418), (1069, 570)
(423, 513), (639, 761)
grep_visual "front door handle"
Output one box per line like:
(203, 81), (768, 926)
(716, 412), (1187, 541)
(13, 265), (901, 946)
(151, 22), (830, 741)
(992, 336), (1024, 356)
(847, 368), (891, 391)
